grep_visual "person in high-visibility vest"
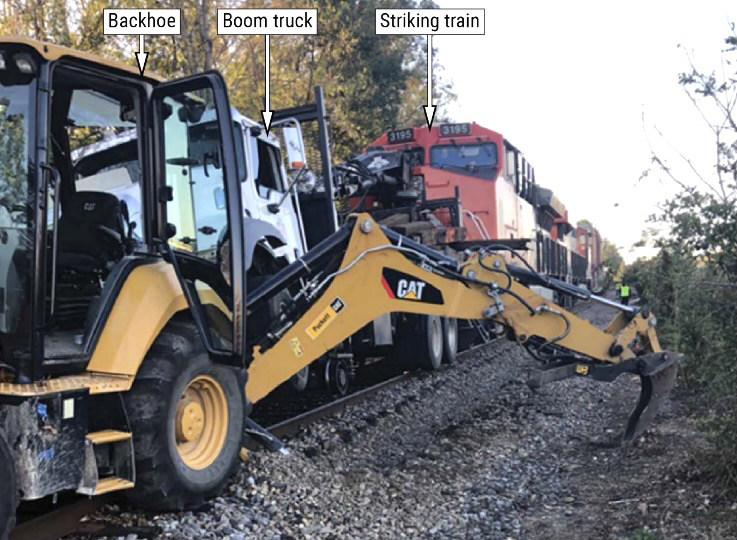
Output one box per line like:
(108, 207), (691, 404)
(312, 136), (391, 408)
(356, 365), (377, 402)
(619, 282), (631, 305)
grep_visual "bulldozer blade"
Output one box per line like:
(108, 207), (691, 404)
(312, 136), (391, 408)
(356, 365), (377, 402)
(621, 352), (680, 444)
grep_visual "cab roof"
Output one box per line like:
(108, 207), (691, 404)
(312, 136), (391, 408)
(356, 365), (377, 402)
(0, 36), (163, 82)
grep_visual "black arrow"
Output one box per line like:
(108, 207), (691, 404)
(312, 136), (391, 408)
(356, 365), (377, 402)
(260, 34), (273, 135)
(423, 34), (436, 130)
(135, 35), (148, 77)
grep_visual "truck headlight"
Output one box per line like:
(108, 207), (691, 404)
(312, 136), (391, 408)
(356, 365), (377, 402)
(410, 175), (424, 192)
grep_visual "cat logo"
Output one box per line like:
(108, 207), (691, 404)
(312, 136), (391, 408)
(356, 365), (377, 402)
(306, 297), (345, 339)
(381, 268), (444, 305)
(396, 279), (426, 301)
(83, 202), (96, 211)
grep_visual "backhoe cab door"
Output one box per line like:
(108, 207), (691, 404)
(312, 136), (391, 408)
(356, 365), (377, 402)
(151, 72), (246, 366)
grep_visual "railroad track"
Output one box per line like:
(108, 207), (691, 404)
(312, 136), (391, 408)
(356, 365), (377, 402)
(8, 370), (417, 540)
(10, 337), (496, 539)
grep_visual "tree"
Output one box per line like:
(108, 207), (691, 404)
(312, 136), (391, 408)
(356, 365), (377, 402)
(601, 238), (623, 281)
(0, 0), (454, 163)
(642, 24), (737, 279)
(637, 24), (737, 485)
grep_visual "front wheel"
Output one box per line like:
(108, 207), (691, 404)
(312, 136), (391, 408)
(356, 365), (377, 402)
(442, 317), (458, 364)
(324, 357), (351, 396)
(123, 320), (246, 511)
(0, 430), (17, 540)
(413, 315), (444, 371)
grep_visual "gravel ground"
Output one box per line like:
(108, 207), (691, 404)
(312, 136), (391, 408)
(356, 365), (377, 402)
(72, 300), (736, 540)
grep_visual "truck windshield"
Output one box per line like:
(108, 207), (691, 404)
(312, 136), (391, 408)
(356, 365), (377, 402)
(0, 79), (33, 356)
(429, 143), (498, 179)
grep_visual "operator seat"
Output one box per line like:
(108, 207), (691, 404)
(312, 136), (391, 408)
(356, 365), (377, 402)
(57, 191), (127, 271)
(53, 191), (128, 328)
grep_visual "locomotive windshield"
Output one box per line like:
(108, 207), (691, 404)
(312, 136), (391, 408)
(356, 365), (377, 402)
(430, 142), (498, 179)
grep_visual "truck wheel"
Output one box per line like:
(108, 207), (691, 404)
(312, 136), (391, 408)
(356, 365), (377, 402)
(123, 321), (246, 511)
(415, 315), (444, 371)
(442, 317), (458, 364)
(0, 430), (17, 540)
(324, 357), (350, 396)
(288, 367), (310, 392)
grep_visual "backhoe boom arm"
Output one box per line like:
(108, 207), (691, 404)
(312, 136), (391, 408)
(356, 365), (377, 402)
(247, 214), (678, 442)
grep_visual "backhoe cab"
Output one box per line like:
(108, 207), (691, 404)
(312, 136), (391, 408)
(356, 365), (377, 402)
(0, 38), (678, 539)
(0, 38), (252, 531)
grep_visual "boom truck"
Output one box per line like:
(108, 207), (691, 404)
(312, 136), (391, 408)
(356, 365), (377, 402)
(0, 38), (679, 538)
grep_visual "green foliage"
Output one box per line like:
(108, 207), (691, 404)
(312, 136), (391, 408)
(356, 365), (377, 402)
(626, 251), (737, 483)
(633, 24), (737, 487)
(601, 238), (624, 284)
(0, 112), (27, 208)
(0, 0), (454, 162)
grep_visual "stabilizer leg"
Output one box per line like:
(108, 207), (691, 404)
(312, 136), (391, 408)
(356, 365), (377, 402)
(622, 354), (680, 443)
(527, 352), (680, 445)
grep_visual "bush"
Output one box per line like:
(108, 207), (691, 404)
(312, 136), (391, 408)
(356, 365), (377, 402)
(630, 26), (737, 486)
(625, 252), (737, 483)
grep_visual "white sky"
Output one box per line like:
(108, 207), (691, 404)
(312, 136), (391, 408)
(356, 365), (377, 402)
(435, 0), (734, 262)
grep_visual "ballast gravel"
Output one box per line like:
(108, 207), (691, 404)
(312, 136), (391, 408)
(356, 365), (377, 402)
(74, 300), (713, 540)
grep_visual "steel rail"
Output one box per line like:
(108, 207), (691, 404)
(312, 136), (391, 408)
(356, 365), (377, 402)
(266, 371), (414, 438)
(9, 338), (490, 539)
(9, 496), (108, 540)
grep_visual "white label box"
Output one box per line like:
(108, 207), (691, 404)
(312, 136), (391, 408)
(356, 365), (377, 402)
(217, 9), (318, 35)
(103, 9), (181, 35)
(375, 8), (485, 35)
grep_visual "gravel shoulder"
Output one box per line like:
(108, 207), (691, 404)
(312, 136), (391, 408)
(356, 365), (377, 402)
(75, 301), (735, 540)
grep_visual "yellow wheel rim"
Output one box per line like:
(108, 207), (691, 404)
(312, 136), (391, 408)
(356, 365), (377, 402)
(175, 375), (228, 470)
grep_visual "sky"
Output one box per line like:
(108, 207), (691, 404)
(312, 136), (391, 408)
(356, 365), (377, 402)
(434, 0), (734, 262)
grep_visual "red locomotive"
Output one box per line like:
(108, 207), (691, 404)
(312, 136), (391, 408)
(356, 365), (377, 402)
(339, 121), (603, 292)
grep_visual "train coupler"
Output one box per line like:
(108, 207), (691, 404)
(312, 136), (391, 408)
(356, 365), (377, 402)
(527, 352), (679, 444)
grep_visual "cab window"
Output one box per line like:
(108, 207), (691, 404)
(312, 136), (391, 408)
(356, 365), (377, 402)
(430, 143), (498, 179)
(161, 91), (228, 261)
(250, 138), (283, 197)
(64, 87), (143, 237)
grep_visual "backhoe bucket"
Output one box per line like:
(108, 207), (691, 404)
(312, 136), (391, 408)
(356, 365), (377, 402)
(621, 352), (680, 444)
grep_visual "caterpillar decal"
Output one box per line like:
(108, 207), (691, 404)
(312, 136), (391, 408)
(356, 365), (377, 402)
(306, 297), (346, 339)
(381, 268), (444, 305)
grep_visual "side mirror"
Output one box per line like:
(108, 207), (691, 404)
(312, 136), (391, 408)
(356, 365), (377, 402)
(281, 125), (307, 171)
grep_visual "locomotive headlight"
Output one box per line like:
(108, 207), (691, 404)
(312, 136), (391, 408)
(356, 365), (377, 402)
(410, 174), (424, 192)
(0, 54), (5, 70)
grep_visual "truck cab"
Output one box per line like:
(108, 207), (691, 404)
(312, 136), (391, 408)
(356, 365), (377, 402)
(71, 108), (310, 276)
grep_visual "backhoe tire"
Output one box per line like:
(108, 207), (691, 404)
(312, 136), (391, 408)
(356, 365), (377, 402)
(442, 317), (458, 364)
(123, 320), (246, 511)
(412, 315), (444, 371)
(0, 430), (17, 540)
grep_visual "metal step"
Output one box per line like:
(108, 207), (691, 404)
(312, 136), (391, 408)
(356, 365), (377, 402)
(93, 476), (135, 495)
(77, 429), (135, 496)
(86, 430), (132, 445)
